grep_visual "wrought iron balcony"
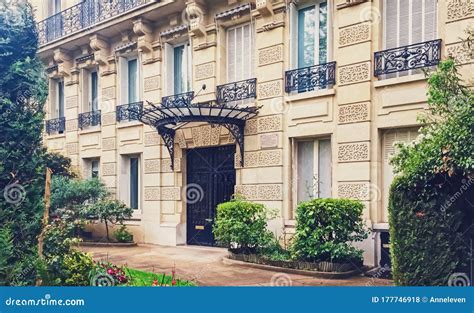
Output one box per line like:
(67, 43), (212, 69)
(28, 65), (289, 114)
(37, 0), (151, 46)
(374, 39), (442, 77)
(116, 102), (143, 122)
(162, 91), (195, 108)
(45, 117), (66, 135)
(285, 62), (336, 93)
(78, 110), (101, 130)
(216, 78), (257, 104)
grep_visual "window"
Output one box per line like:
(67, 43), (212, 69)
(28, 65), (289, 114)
(384, 0), (437, 76)
(81, 69), (99, 113)
(120, 155), (141, 212)
(382, 128), (419, 222)
(119, 57), (140, 105)
(164, 42), (192, 96)
(57, 80), (64, 118)
(226, 23), (255, 83)
(295, 139), (332, 204)
(290, 0), (328, 69)
(91, 159), (100, 178)
(48, 0), (61, 16)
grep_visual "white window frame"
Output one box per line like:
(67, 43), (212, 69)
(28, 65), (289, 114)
(119, 55), (141, 105)
(163, 41), (192, 96)
(226, 22), (255, 83)
(50, 79), (64, 119)
(119, 154), (142, 218)
(289, 0), (331, 69)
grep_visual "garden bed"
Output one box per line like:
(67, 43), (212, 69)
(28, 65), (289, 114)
(226, 251), (365, 279)
(79, 241), (137, 247)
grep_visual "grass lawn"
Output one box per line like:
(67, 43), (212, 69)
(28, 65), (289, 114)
(124, 268), (196, 286)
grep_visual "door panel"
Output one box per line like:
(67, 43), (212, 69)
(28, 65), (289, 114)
(186, 145), (236, 246)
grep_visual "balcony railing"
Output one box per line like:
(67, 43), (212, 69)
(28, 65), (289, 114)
(216, 78), (257, 104)
(116, 102), (143, 122)
(285, 61), (336, 93)
(374, 39), (442, 77)
(37, 0), (151, 46)
(45, 117), (66, 135)
(78, 110), (101, 129)
(162, 91), (195, 108)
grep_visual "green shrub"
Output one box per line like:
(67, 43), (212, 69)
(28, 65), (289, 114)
(114, 225), (133, 243)
(62, 250), (95, 286)
(0, 227), (14, 285)
(213, 199), (274, 252)
(291, 198), (367, 263)
(86, 199), (133, 241)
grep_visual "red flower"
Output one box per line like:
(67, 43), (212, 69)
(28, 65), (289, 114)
(416, 211), (425, 218)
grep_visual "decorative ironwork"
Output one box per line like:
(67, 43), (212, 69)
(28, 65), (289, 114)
(76, 53), (94, 64)
(116, 102), (143, 122)
(37, 0), (151, 45)
(132, 99), (259, 170)
(45, 117), (66, 135)
(162, 91), (195, 108)
(374, 39), (442, 77)
(216, 78), (257, 104)
(285, 61), (336, 93)
(45, 65), (58, 74)
(78, 110), (101, 129)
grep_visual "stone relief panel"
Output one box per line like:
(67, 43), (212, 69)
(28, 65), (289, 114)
(65, 95), (78, 109)
(175, 130), (187, 149)
(191, 125), (221, 147)
(66, 119), (78, 132)
(337, 142), (370, 162)
(161, 187), (181, 201)
(145, 132), (160, 146)
(338, 62), (370, 85)
(338, 102), (370, 124)
(235, 184), (283, 200)
(258, 80), (282, 99)
(102, 86), (116, 100)
(145, 187), (160, 201)
(258, 115), (283, 133)
(446, 42), (473, 65)
(144, 75), (160, 92)
(195, 62), (215, 80)
(339, 23), (370, 47)
(66, 142), (79, 155)
(447, 0), (473, 22)
(144, 159), (160, 173)
(236, 150), (283, 167)
(102, 163), (116, 176)
(337, 182), (370, 200)
(102, 137), (116, 151)
(161, 158), (181, 172)
(258, 45), (283, 66)
(244, 118), (258, 135)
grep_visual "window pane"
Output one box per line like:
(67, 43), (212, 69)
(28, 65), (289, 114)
(130, 157), (139, 210)
(298, 6), (316, 68)
(58, 81), (64, 118)
(297, 141), (314, 203)
(318, 1), (328, 64)
(91, 71), (98, 111)
(91, 160), (99, 178)
(318, 139), (331, 198)
(128, 59), (138, 103)
(173, 45), (185, 94)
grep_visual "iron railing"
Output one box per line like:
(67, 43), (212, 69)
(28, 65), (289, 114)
(45, 117), (66, 135)
(162, 91), (194, 108)
(216, 78), (257, 104)
(374, 39), (442, 77)
(285, 61), (336, 93)
(37, 0), (151, 46)
(78, 110), (101, 129)
(116, 102), (143, 122)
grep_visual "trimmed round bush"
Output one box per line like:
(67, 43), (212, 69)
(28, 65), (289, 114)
(292, 198), (367, 263)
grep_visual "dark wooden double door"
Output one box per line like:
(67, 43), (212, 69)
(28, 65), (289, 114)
(186, 145), (236, 246)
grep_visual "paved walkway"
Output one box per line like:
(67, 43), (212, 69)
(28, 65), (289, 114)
(82, 244), (392, 286)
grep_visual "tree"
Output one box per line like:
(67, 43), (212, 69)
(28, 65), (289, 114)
(86, 199), (133, 241)
(0, 0), (48, 285)
(389, 58), (474, 285)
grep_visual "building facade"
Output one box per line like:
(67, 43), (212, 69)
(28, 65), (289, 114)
(31, 0), (473, 267)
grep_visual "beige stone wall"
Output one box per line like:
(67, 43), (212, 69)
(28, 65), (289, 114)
(33, 0), (473, 266)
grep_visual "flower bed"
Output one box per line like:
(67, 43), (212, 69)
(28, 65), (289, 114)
(228, 250), (360, 273)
